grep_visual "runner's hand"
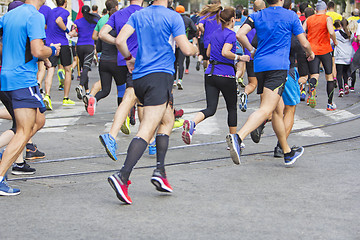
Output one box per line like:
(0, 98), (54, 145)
(126, 57), (135, 73)
(307, 51), (315, 61)
(44, 58), (52, 68)
(240, 55), (250, 62)
(50, 43), (61, 56)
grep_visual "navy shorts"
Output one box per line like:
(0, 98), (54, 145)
(4, 86), (46, 113)
(133, 72), (173, 106)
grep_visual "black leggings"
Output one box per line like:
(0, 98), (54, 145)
(174, 47), (185, 80)
(95, 61), (127, 102)
(186, 56), (190, 70)
(309, 52), (333, 75)
(77, 44), (94, 90)
(201, 75), (237, 127)
(336, 64), (350, 89)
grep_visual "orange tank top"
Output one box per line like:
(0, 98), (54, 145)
(307, 14), (333, 55)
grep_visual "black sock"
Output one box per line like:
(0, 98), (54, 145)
(309, 78), (317, 89)
(120, 137), (148, 181)
(327, 81), (335, 104)
(155, 134), (169, 172)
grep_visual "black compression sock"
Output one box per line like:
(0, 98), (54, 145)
(120, 137), (148, 181)
(309, 78), (317, 89)
(155, 134), (169, 172)
(327, 81), (335, 104)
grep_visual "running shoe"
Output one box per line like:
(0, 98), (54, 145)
(237, 77), (245, 88)
(129, 106), (136, 126)
(300, 90), (306, 102)
(87, 95), (97, 116)
(173, 80), (177, 88)
(174, 109), (184, 119)
(226, 134), (242, 165)
(327, 103), (337, 111)
(306, 96), (310, 106)
(108, 172), (132, 204)
(120, 116), (131, 135)
(75, 85), (83, 100)
(151, 169), (173, 193)
(308, 88), (316, 108)
(148, 140), (156, 155)
(99, 133), (118, 161)
(239, 92), (248, 112)
(338, 89), (344, 97)
(12, 161), (36, 175)
(43, 95), (52, 110)
(63, 98), (75, 106)
(182, 120), (195, 144)
(284, 146), (304, 166)
(274, 145), (284, 158)
(57, 69), (65, 91)
(177, 80), (183, 90)
(173, 118), (184, 129)
(25, 143), (45, 160)
(344, 84), (350, 95)
(185, 69), (189, 74)
(196, 61), (200, 71)
(0, 179), (20, 196)
(250, 121), (266, 143)
(350, 87), (355, 92)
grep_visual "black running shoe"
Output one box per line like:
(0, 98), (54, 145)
(12, 161), (36, 175)
(250, 121), (266, 143)
(274, 145), (284, 158)
(196, 61), (200, 71)
(25, 143), (45, 160)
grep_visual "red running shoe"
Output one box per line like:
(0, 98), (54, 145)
(108, 172), (132, 204)
(174, 108), (184, 119)
(87, 96), (96, 116)
(151, 169), (173, 193)
(185, 69), (189, 74)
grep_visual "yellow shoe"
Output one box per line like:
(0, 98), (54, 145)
(173, 118), (184, 129)
(120, 116), (131, 135)
(43, 95), (53, 110)
(57, 69), (65, 90)
(63, 98), (75, 106)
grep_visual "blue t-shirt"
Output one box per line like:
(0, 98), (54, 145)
(46, 7), (69, 46)
(249, 7), (304, 72)
(39, 5), (51, 41)
(74, 17), (97, 45)
(205, 28), (236, 76)
(107, 5), (143, 66)
(0, 4), (46, 91)
(127, 5), (185, 80)
(199, 15), (221, 48)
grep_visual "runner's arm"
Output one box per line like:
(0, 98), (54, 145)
(327, 17), (338, 46)
(92, 30), (99, 41)
(69, 24), (78, 37)
(31, 39), (60, 59)
(55, 16), (67, 31)
(222, 43), (250, 62)
(174, 34), (198, 56)
(99, 24), (116, 45)
(236, 19), (255, 54)
(198, 22), (204, 34)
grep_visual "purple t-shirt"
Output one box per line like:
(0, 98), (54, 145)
(106, 4), (143, 66)
(199, 15), (221, 48)
(244, 29), (256, 60)
(74, 18), (97, 45)
(39, 5), (51, 41)
(205, 28), (236, 76)
(46, 7), (69, 46)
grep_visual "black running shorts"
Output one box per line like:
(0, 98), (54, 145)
(297, 51), (310, 77)
(308, 52), (332, 75)
(133, 72), (173, 106)
(255, 70), (287, 96)
(49, 45), (72, 67)
(246, 60), (256, 78)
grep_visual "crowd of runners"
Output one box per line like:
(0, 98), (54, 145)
(0, 0), (358, 204)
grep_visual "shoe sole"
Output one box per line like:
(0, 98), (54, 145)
(120, 119), (131, 135)
(63, 103), (75, 106)
(87, 97), (96, 116)
(285, 147), (304, 166)
(25, 156), (45, 160)
(108, 176), (131, 204)
(11, 170), (36, 175)
(99, 136), (117, 161)
(0, 190), (21, 196)
(75, 87), (83, 100)
(182, 120), (192, 144)
(44, 99), (52, 111)
(327, 108), (336, 111)
(151, 177), (173, 193)
(250, 129), (261, 144)
(226, 135), (241, 165)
